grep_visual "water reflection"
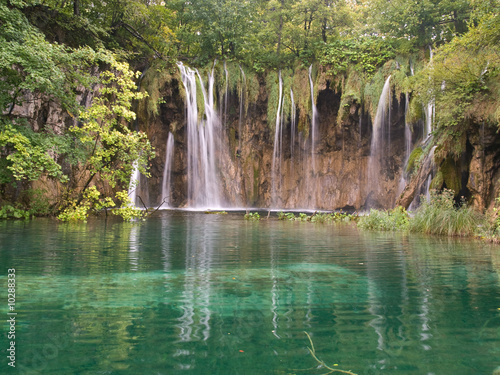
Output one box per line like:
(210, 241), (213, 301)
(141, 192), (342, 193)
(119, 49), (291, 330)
(0, 214), (499, 374)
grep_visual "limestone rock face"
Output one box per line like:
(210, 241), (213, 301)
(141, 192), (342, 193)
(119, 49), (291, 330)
(7, 68), (500, 213)
(467, 127), (500, 211)
(140, 74), (410, 211)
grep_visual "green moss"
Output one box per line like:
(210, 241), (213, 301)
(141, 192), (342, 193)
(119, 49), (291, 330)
(363, 67), (388, 119)
(139, 60), (173, 118)
(407, 96), (424, 124)
(440, 157), (461, 194)
(265, 70), (280, 129)
(337, 69), (364, 125)
(406, 147), (423, 174)
(195, 75), (206, 120)
(430, 171), (444, 190)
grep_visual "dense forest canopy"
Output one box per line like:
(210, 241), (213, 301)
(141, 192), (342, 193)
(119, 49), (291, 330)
(0, 0), (499, 219)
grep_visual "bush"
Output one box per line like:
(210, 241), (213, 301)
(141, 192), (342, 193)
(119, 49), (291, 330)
(0, 205), (30, 220)
(410, 189), (482, 236)
(358, 206), (409, 231)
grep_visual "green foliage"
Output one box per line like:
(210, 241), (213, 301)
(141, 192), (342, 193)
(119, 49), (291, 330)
(297, 213), (310, 222)
(369, 0), (471, 49)
(244, 212), (261, 221)
(410, 189), (482, 236)
(310, 211), (355, 223)
(72, 59), (154, 190)
(0, 205), (30, 220)
(23, 188), (52, 216)
(319, 37), (395, 76)
(406, 147), (423, 175)
(486, 196), (500, 238)
(278, 211), (296, 221)
(411, 12), (500, 157)
(110, 191), (144, 221)
(358, 206), (410, 231)
(0, 123), (67, 183)
(57, 186), (111, 222)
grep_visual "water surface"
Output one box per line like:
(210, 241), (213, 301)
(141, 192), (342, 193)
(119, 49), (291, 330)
(1, 211), (499, 374)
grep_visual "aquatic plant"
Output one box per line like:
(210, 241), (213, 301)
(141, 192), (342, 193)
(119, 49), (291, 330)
(278, 211), (296, 221)
(244, 212), (261, 221)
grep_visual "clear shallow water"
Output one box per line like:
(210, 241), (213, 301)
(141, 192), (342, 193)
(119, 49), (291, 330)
(0, 212), (499, 374)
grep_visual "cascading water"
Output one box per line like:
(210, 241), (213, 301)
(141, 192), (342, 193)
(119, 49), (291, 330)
(398, 92), (414, 195)
(308, 65), (318, 167)
(271, 71), (284, 207)
(222, 61), (229, 124)
(128, 161), (141, 207)
(424, 45), (435, 139)
(289, 89), (296, 178)
(405, 93), (412, 163)
(367, 75), (392, 206)
(178, 62), (223, 209)
(160, 132), (175, 208)
(238, 65), (246, 153)
(307, 65), (318, 208)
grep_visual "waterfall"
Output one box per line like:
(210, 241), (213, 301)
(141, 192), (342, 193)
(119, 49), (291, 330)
(398, 92), (413, 195)
(160, 132), (175, 208)
(178, 62), (223, 209)
(290, 89), (296, 156)
(308, 65), (318, 208)
(368, 76), (392, 205)
(290, 89), (296, 179)
(425, 174), (432, 202)
(271, 71), (284, 207)
(405, 93), (412, 162)
(238, 65), (246, 153)
(308, 65), (318, 163)
(424, 45), (435, 139)
(128, 160), (141, 207)
(223, 61), (229, 123)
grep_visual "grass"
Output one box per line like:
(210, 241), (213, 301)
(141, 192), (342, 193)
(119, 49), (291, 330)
(410, 189), (482, 236)
(276, 211), (357, 223)
(358, 206), (409, 231)
(359, 189), (484, 237)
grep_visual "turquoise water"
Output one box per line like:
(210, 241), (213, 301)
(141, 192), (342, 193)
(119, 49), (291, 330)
(1, 211), (499, 374)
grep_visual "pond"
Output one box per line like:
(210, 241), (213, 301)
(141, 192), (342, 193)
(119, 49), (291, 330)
(1, 211), (499, 374)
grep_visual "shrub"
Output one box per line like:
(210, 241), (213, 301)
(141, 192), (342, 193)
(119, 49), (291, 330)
(0, 205), (30, 220)
(358, 206), (409, 231)
(410, 189), (482, 236)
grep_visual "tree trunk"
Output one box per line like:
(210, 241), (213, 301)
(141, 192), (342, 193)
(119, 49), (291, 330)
(276, 0), (284, 56)
(73, 0), (80, 16)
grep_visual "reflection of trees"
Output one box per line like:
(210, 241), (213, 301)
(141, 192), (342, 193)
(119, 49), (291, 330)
(7, 215), (500, 373)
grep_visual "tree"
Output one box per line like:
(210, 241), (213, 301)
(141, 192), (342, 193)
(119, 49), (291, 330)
(368, 0), (471, 50)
